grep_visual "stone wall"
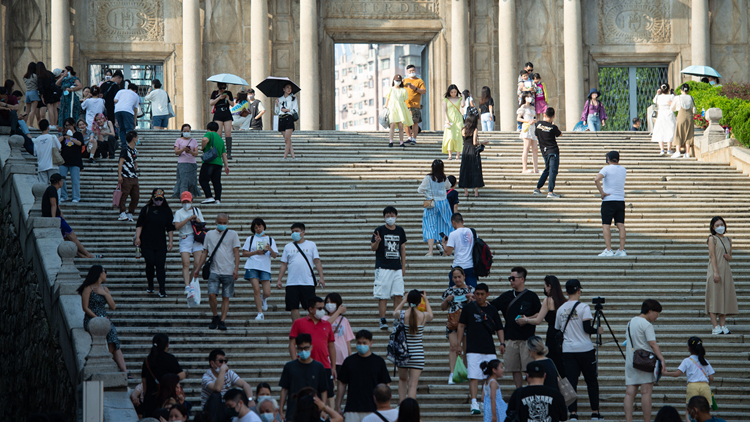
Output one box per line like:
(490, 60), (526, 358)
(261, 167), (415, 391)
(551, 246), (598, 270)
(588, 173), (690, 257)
(0, 208), (76, 420)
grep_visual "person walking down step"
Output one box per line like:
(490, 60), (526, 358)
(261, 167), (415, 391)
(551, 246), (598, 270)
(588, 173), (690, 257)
(57, 117), (84, 203)
(209, 82), (234, 158)
(663, 337), (716, 422)
(651, 84), (676, 156)
(118, 130), (140, 221)
(595, 150), (627, 257)
(371, 206), (407, 330)
(277, 222), (325, 321)
(442, 267), (475, 385)
(199, 121), (229, 205)
(403, 65), (425, 145)
(442, 84), (464, 160)
(135, 188), (175, 297)
(323, 293), (355, 407)
(288, 296), (337, 400)
(279, 334), (330, 422)
(517, 92), (539, 173)
(534, 107), (562, 198)
(242, 217), (279, 321)
(193, 213), (241, 330)
(705, 216), (737, 335)
(581, 88), (607, 132)
(172, 123), (202, 199)
(335, 330), (391, 422)
(276, 83), (298, 159)
(173, 191), (204, 295)
(394, 290), (433, 401)
(418, 160), (453, 256)
(386, 75), (413, 148)
(458, 113), (488, 198)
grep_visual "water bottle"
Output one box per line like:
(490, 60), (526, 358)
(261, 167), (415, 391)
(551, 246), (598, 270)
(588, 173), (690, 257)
(135, 246), (141, 259)
(725, 128), (730, 139)
(701, 107), (705, 118)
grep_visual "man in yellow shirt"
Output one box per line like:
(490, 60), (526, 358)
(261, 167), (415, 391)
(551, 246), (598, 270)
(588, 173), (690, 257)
(403, 65), (426, 145)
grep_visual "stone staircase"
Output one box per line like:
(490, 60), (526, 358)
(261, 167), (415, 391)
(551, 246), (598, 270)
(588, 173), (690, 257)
(36, 129), (749, 421)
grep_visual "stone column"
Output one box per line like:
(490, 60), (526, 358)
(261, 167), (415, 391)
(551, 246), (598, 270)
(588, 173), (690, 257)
(691, 0), (710, 67)
(251, 0), (270, 130)
(563, 0), (583, 131)
(50, 0), (71, 68)
(300, 0), (319, 130)
(183, 0), (203, 129)
(451, 0), (470, 92)
(498, 0), (517, 131)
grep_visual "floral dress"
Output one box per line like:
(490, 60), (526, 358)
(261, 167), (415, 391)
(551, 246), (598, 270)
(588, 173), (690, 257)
(58, 76), (83, 128)
(83, 290), (121, 350)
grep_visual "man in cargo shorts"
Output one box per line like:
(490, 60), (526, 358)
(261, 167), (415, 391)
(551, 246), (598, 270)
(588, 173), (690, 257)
(403, 65), (425, 145)
(371, 206), (407, 330)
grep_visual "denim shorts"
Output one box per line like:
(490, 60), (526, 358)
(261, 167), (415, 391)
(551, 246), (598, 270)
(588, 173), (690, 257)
(244, 269), (271, 281)
(26, 90), (41, 103)
(208, 273), (235, 298)
(152, 114), (170, 127)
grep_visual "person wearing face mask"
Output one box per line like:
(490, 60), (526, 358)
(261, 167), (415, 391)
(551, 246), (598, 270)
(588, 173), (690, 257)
(172, 191), (204, 294)
(335, 330), (392, 422)
(255, 395), (280, 422)
(707, 76), (720, 87)
(172, 123), (202, 199)
(117, 130), (140, 221)
(371, 206), (407, 330)
(193, 213), (241, 330)
(242, 217), (279, 320)
(671, 83), (697, 159)
(289, 297), (337, 402)
(403, 65), (425, 145)
(279, 334), (330, 422)
(224, 389), (262, 422)
(517, 92), (539, 173)
(202, 349), (256, 422)
(135, 188), (175, 297)
(321, 292), (355, 408)
(441, 267), (475, 385)
(277, 222), (325, 321)
(705, 216), (737, 335)
(145, 79), (170, 129)
(385, 74), (413, 147)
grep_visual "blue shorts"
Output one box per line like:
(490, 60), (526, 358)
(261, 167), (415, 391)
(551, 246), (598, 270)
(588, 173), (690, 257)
(244, 269), (271, 281)
(152, 115), (170, 127)
(26, 90), (41, 103)
(60, 217), (73, 237)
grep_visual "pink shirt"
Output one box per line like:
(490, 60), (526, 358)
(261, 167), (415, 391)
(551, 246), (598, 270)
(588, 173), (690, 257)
(174, 137), (198, 163)
(322, 315), (355, 366)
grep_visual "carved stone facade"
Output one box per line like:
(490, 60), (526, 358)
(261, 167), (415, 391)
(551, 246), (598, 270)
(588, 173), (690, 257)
(2, 0), (749, 130)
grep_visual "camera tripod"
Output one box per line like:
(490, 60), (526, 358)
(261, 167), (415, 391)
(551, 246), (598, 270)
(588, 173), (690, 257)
(593, 303), (626, 376)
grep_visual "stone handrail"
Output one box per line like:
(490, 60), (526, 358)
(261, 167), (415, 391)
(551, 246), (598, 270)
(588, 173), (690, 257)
(0, 135), (137, 421)
(693, 108), (750, 173)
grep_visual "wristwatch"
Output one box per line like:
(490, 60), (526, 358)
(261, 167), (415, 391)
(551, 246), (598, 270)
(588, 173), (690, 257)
(500, 343), (505, 346)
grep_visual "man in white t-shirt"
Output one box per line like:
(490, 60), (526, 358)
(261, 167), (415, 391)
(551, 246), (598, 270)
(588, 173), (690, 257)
(193, 213), (241, 330)
(202, 349), (255, 422)
(242, 217), (279, 321)
(442, 213), (476, 287)
(360, 384), (399, 422)
(554, 279), (604, 420)
(32, 119), (60, 183)
(113, 82), (141, 150)
(277, 222), (325, 321)
(595, 150), (627, 257)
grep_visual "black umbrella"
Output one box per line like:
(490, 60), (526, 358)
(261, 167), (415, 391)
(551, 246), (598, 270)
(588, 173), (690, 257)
(255, 76), (301, 98)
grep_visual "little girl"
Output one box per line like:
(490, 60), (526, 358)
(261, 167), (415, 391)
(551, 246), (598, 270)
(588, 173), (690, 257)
(517, 92), (539, 173)
(481, 359), (507, 422)
(321, 293), (355, 408)
(664, 337), (716, 421)
(532, 73), (548, 119)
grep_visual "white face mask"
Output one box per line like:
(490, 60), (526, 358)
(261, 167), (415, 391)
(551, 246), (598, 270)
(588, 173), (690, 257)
(315, 309), (326, 320)
(183, 203), (191, 211)
(105, 75), (111, 80)
(393, 80), (401, 87)
(525, 97), (533, 103)
(385, 217), (396, 226)
(325, 303), (337, 313)
(182, 132), (191, 138)
(407, 72), (416, 78)
(249, 95), (255, 100)
(715, 225), (725, 234)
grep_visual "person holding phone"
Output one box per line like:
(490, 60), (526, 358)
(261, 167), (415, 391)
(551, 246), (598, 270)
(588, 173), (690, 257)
(209, 83), (235, 158)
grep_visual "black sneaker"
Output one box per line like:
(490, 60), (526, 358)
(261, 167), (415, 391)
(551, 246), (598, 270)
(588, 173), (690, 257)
(209, 315), (219, 329)
(218, 320), (227, 331)
(591, 412), (603, 421)
(379, 318), (388, 330)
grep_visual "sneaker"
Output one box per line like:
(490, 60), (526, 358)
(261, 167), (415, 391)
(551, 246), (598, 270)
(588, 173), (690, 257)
(159, 291), (168, 298)
(684, 152), (691, 159)
(215, 200), (221, 205)
(591, 412), (603, 420)
(209, 315), (219, 329)
(127, 213), (134, 222)
(470, 401), (481, 415)
(379, 317), (388, 330)
(218, 320), (227, 331)
(448, 373), (455, 385)
(72, 199), (80, 203)
(261, 294), (268, 311)
(88, 158), (96, 164)
(671, 151), (682, 158)
(201, 198), (216, 204)
(614, 249), (628, 257)
(721, 325), (731, 335)
(569, 413), (578, 421)
(118, 212), (128, 221)
(255, 313), (264, 321)
(712, 326), (723, 335)
(59, 198), (68, 202)
(533, 188), (542, 195)
(598, 248), (614, 257)
(547, 192), (561, 198)
(659, 150), (665, 156)
(409, 139), (417, 145)
(146, 289), (154, 294)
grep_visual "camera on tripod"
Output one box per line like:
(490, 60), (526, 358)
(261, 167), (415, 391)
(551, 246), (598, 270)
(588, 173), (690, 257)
(592, 296), (605, 305)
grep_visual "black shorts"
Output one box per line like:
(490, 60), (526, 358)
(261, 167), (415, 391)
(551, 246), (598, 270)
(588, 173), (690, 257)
(278, 115), (295, 132)
(285, 285), (316, 311)
(601, 200), (626, 225)
(324, 368), (335, 397)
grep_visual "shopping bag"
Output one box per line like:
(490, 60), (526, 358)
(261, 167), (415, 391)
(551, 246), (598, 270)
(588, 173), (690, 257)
(573, 121), (587, 132)
(711, 392), (718, 411)
(112, 184), (122, 208)
(187, 277), (201, 307)
(452, 359), (469, 383)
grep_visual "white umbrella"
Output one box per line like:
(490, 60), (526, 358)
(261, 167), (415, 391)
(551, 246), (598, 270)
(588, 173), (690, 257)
(206, 73), (249, 86)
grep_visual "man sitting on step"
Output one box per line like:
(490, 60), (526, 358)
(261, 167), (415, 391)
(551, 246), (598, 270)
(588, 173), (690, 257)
(201, 348), (255, 422)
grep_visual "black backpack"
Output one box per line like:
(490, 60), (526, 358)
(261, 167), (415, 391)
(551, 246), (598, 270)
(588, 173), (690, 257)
(470, 228), (493, 277)
(386, 316), (410, 371)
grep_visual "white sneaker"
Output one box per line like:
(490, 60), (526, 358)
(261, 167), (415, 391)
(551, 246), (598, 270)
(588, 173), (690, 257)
(721, 325), (731, 335)
(255, 313), (264, 320)
(127, 213), (134, 222)
(448, 373), (455, 385)
(201, 198), (216, 204)
(547, 192), (561, 198)
(614, 249), (628, 257)
(118, 212), (128, 221)
(671, 151), (682, 158)
(598, 248), (614, 257)
(215, 200), (221, 205)
(470, 401), (481, 415)
(59, 198), (68, 202)
(72, 199), (80, 203)
(261, 294), (268, 311)
(712, 326), (723, 335)
(684, 153), (691, 159)
(659, 150), (665, 156)
(533, 188), (542, 195)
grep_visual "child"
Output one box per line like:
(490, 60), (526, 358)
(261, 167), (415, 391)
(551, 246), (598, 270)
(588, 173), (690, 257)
(534, 107), (562, 198)
(630, 117), (642, 131)
(480, 359), (507, 422)
(517, 92), (539, 173)
(446, 175), (459, 214)
(664, 336), (716, 422)
(321, 293), (354, 408)
(532, 74), (548, 119)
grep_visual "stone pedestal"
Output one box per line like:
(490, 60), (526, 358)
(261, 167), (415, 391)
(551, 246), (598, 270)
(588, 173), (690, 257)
(251, 0), (271, 130)
(451, 0), (470, 92)
(692, 0), (710, 68)
(182, 0), (202, 129)
(300, 0), (319, 130)
(80, 317), (126, 388)
(55, 241), (81, 296)
(498, 0), (517, 131)
(563, 0), (583, 131)
(51, 0), (71, 68)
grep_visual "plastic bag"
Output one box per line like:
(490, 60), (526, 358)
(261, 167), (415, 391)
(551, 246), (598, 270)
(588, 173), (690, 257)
(452, 358), (469, 383)
(573, 121), (587, 132)
(187, 278), (201, 307)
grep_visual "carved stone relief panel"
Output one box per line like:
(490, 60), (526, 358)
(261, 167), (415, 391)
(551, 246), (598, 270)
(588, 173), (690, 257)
(517, 0), (553, 46)
(325, 0), (439, 19)
(88, 0), (164, 41)
(8, 0), (44, 87)
(710, 0), (747, 44)
(598, 0), (671, 44)
(208, 0), (241, 43)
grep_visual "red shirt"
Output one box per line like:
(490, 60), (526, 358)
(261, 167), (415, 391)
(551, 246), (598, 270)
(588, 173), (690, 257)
(289, 315), (335, 368)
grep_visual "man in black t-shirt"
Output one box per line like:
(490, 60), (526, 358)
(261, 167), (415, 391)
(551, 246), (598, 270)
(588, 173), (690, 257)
(100, 70), (123, 126)
(534, 107), (563, 199)
(506, 361), (568, 422)
(491, 266), (542, 388)
(279, 334), (329, 421)
(41, 173), (96, 258)
(457, 283), (504, 415)
(336, 330), (391, 421)
(370, 206), (407, 330)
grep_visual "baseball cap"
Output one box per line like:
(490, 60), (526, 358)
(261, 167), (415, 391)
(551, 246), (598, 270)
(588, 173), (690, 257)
(152, 188), (166, 201)
(52, 68), (63, 77)
(180, 191), (193, 202)
(565, 279), (582, 294)
(526, 361), (545, 378)
(607, 150), (620, 161)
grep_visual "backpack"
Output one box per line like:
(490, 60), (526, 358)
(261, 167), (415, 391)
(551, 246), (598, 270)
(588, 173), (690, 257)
(386, 315), (410, 370)
(470, 228), (493, 277)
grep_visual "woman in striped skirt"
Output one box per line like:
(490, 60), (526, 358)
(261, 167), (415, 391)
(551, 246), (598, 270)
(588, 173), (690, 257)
(393, 289), (433, 401)
(418, 160), (454, 256)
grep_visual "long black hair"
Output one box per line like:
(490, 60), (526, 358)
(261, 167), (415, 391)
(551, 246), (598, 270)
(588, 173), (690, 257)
(709, 216), (726, 235)
(444, 84), (461, 98)
(36, 62), (52, 80)
(544, 275), (565, 310)
(479, 86), (492, 106)
(292, 393), (319, 422)
(688, 336), (708, 366)
(24, 62), (36, 80)
(480, 359), (502, 378)
(406, 290), (422, 335)
(429, 159), (447, 183)
(464, 112), (479, 136)
(77, 265), (105, 295)
(147, 333), (170, 366)
(396, 398), (420, 422)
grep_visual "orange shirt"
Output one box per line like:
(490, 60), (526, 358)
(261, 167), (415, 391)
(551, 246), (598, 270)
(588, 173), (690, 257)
(403, 77), (425, 108)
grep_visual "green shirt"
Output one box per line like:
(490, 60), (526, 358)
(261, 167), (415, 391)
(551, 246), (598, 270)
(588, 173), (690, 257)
(202, 132), (226, 166)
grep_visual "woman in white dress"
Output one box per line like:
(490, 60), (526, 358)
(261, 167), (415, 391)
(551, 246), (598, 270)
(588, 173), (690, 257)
(651, 84), (676, 156)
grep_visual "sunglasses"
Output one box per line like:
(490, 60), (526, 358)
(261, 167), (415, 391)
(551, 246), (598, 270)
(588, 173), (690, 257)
(508, 276), (522, 281)
(217, 358), (229, 364)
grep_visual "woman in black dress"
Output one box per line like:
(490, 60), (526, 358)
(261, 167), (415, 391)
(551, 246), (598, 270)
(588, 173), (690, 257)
(209, 83), (234, 158)
(134, 188), (175, 297)
(458, 112), (488, 198)
(517, 275), (566, 376)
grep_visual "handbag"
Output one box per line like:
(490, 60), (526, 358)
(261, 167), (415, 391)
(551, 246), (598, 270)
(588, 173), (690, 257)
(550, 359), (577, 406)
(628, 322), (658, 372)
(202, 229), (229, 280)
(446, 308), (462, 331)
(423, 199), (434, 209)
(167, 94), (175, 118)
(651, 109), (658, 119)
(191, 208), (207, 243)
(52, 146), (65, 165)
(476, 144), (485, 154)
(378, 91), (392, 129)
(112, 184), (122, 208)
(293, 243), (318, 286)
(201, 135), (219, 162)
(291, 110), (299, 122)
(555, 301), (580, 354)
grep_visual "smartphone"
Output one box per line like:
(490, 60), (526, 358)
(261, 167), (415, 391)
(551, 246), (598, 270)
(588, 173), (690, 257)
(439, 232), (447, 240)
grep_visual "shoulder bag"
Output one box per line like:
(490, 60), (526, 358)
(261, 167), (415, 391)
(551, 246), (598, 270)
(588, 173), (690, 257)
(373, 412), (389, 422)
(202, 229), (229, 280)
(446, 291), (465, 331)
(52, 145), (65, 165)
(472, 301), (498, 335)
(112, 183), (122, 208)
(294, 243), (318, 286)
(167, 93), (175, 118)
(689, 357), (718, 410)
(506, 289), (529, 316)
(554, 301), (580, 354)
(191, 208), (207, 243)
(378, 91), (392, 129)
(201, 134), (218, 162)
(550, 359), (577, 406)
(628, 321), (658, 372)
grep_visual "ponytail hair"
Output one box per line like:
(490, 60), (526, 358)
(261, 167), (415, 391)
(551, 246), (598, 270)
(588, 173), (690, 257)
(688, 336), (708, 366)
(480, 359), (501, 378)
(406, 290), (421, 335)
(526, 335), (548, 357)
(147, 333), (170, 366)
